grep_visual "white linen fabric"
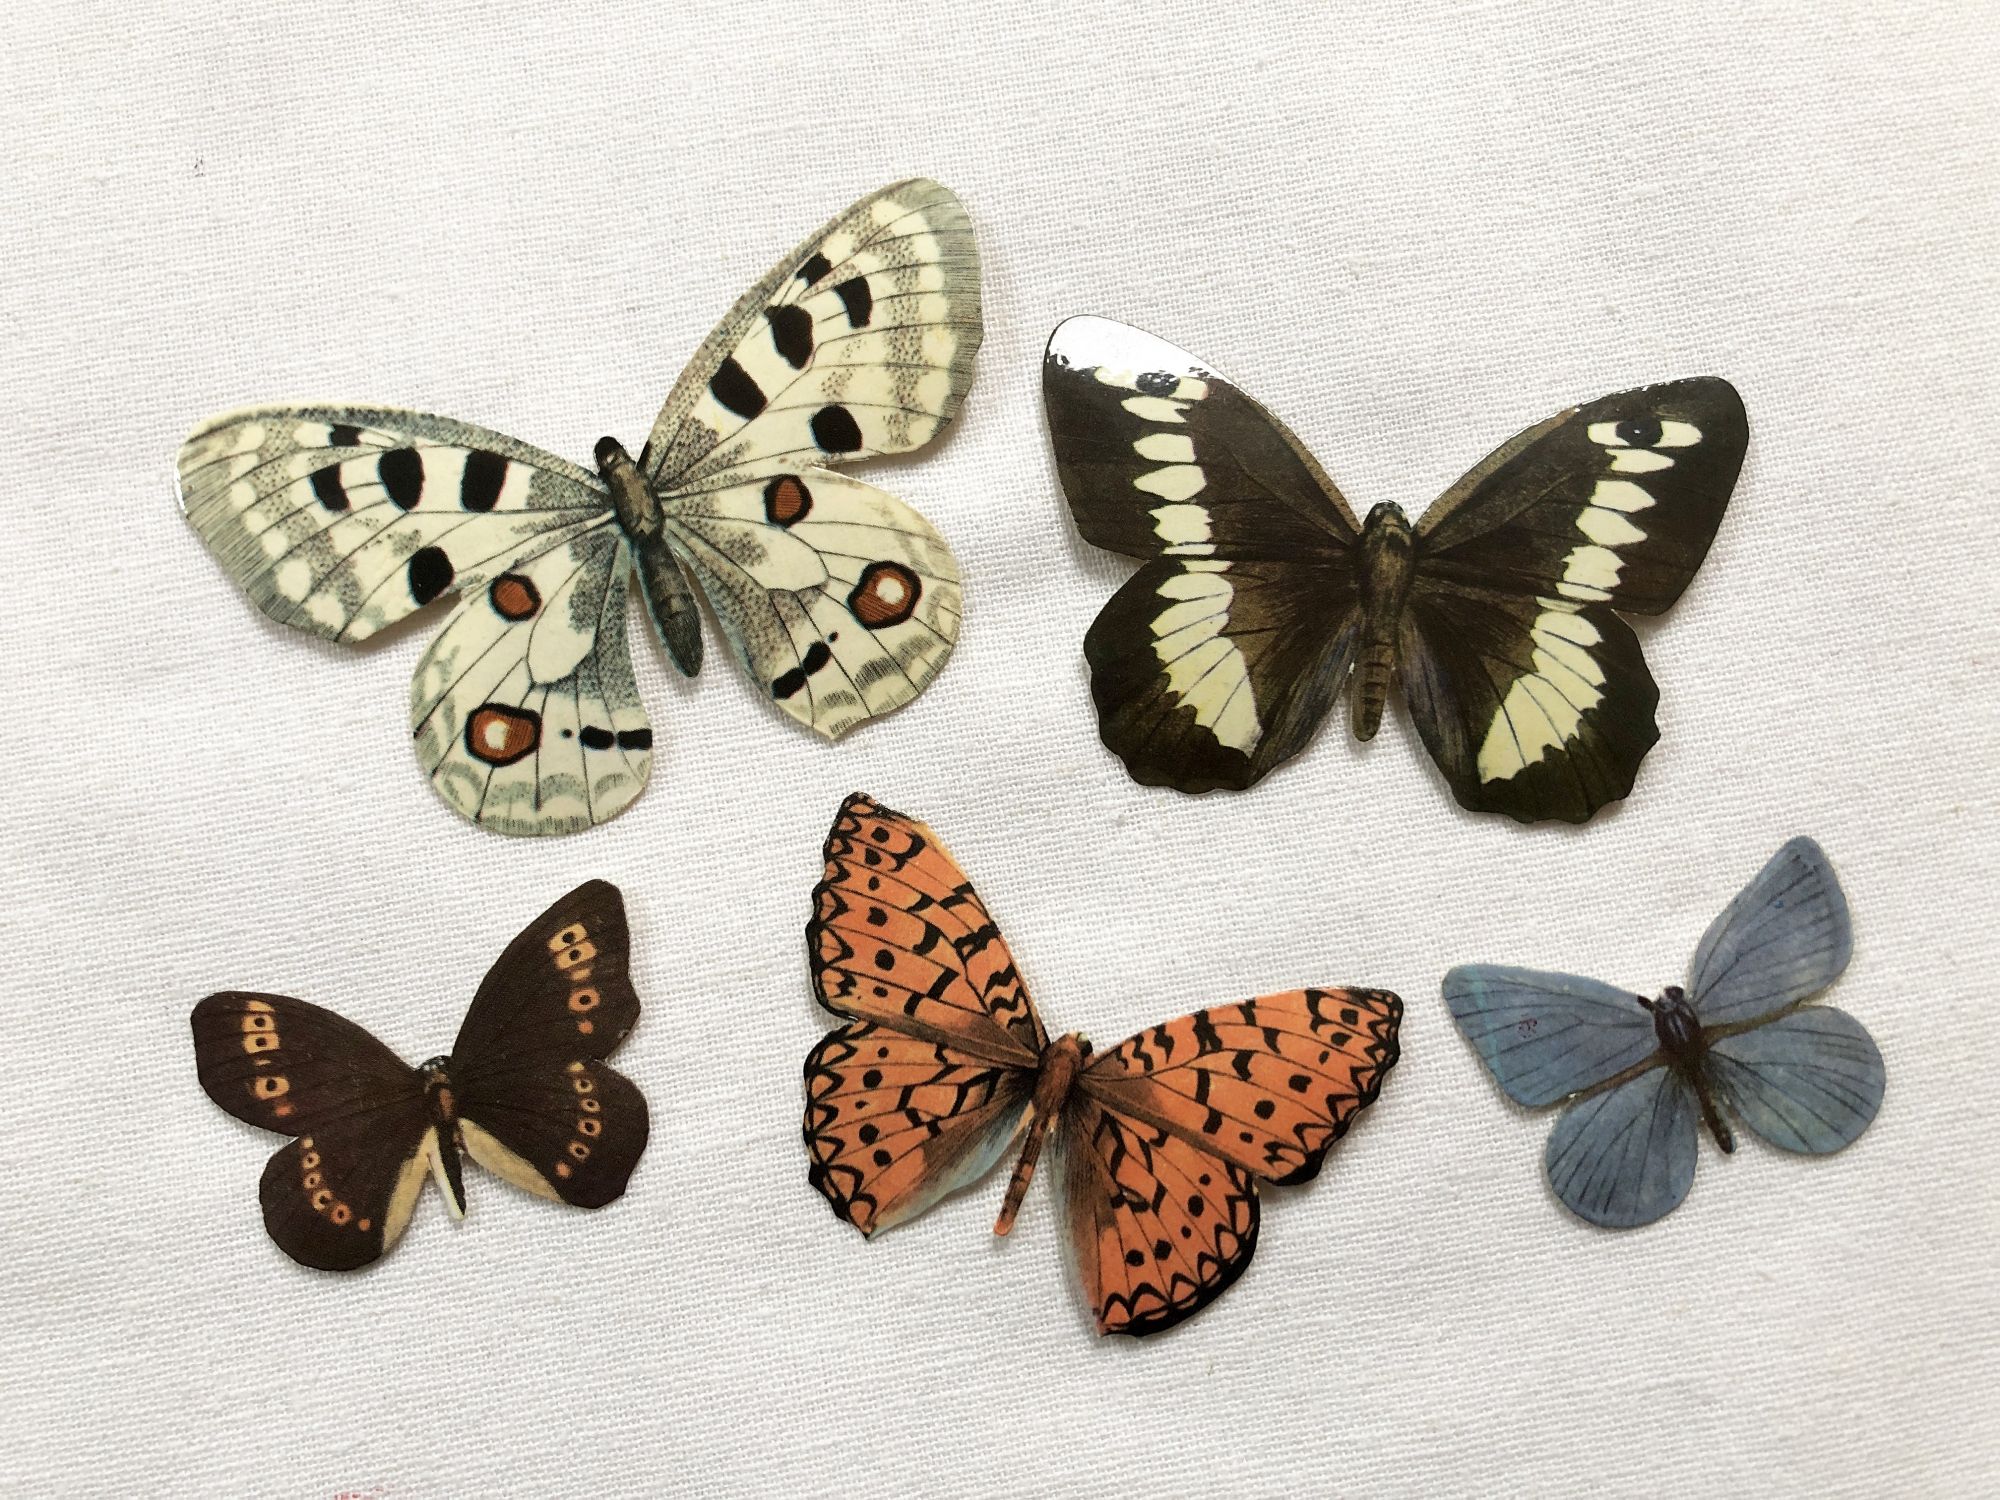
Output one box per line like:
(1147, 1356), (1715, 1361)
(1, 2), (1994, 1494)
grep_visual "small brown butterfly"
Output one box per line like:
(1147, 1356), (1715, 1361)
(192, 881), (647, 1270)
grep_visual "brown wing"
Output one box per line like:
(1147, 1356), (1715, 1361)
(809, 792), (1045, 1064)
(191, 992), (433, 1270)
(1079, 988), (1402, 1183)
(1057, 1096), (1260, 1337)
(458, 1059), (649, 1210)
(803, 1023), (1033, 1235)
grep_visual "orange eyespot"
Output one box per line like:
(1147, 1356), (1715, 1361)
(567, 988), (601, 1013)
(240, 1012), (276, 1033)
(241, 1031), (280, 1054)
(311, 1189), (333, 1211)
(572, 1075), (595, 1095)
(330, 1203), (352, 1225)
(577, 1117), (601, 1138)
(568, 1142), (591, 1162)
(550, 924), (588, 950)
(578, 1097), (601, 1114)
(251, 1075), (290, 1100)
(301, 1151), (320, 1169)
(553, 941), (597, 972)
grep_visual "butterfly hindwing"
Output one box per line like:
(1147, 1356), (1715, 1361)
(1544, 1065), (1699, 1229)
(1442, 966), (1661, 1108)
(803, 1022), (1034, 1235)
(660, 468), (962, 739)
(1079, 988), (1402, 1185)
(258, 1111), (436, 1271)
(642, 180), (981, 489)
(409, 529), (652, 836)
(179, 406), (611, 644)
(1706, 1007), (1884, 1156)
(1045, 319), (1365, 791)
(1057, 1096), (1260, 1336)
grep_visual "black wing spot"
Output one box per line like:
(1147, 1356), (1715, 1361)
(327, 423), (364, 448)
(460, 449), (507, 511)
(771, 640), (833, 700)
(766, 305), (814, 369)
(616, 728), (652, 750)
(1616, 415), (1664, 447)
(1136, 370), (1178, 396)
(309, 464), (349, 513)
(378, 448), (424, 510)
(834, 276), (873, 328)
(407, 546), (454, 605)
(799, 251), (833, 286)
(710, 357), (767, 419)
(810, 405), (863, 453)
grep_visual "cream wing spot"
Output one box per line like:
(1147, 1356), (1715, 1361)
(1609, 448), (1674, 473)
(1576, 506), (1647, 548)
(1134, 465), (1206, 503)
(1591, 479), (1659, 513)
(1476, 608), (1607, 781)
(1151, 504), (1212, 551)
(1122, 396), (1188, 423)
(1134, 432), (1195, 464)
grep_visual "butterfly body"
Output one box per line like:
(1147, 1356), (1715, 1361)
(194, 882), (649, 1269)
(183, 180), (980, 835)
(803, 793), (1401, 1335)
(1446, 839), (1881, 1228)
(1044, 317), (1747, 821)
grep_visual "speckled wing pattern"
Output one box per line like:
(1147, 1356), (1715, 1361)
(803, 794), (1402, 1337)
(645, 179), (979, 738)
(1043, 317), (1363, 792)
(180, 182), (980, 835)
(1068, 988), (1401, 1334)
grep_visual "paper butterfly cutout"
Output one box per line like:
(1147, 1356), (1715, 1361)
(179, 180), (980, 836)
(1042, 317), (1748, 823)
(801, 793), (1401, 1336)
(1444, 837), (1883, 1228)
(192, 881), (647, 1269)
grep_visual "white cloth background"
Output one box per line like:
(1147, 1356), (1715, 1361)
(2, 2), (1994, 1494)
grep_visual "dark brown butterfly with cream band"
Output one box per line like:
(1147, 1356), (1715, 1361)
(1043, 318), (1748, 823)
(191, 881), (646, 1270)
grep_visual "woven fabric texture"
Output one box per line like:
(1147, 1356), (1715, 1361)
(1, 2), (1994, 1494)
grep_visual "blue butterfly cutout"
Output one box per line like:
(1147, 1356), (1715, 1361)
(1444, 837), (1884, 1228)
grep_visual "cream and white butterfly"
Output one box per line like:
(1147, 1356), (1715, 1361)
(179, 180), (980, 836)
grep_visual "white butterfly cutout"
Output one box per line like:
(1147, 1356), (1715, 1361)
(179, 180), (980, 835)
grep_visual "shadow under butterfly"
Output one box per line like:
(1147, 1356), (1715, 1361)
(1444, 838), (1884, 1228)
(191, 881), (648, 1269)
(1042, 317), (1748, 823)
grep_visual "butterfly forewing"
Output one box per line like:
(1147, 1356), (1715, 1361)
(809, 794), (1045, 1063)
(179, 406), (612, 644)
(1688, 836), (1853, 1027)
(1079, 988), (1402, 1184)
(1442, 966), (1663, 1108)
(1044, 318), (1365, 791)
(642, 180), (981, 488)
(1057, 1097), (1261, 1337)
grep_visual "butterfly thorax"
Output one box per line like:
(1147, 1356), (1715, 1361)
(1350, 504), (1417, 741)
(593, 437), (705, 676)
(993, 1033), (1093, 1237)
(1639, 987), (1737, 1153)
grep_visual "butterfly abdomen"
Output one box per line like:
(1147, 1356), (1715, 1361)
(1350, 505), (1416, 740)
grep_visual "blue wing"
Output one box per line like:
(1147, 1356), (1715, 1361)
(1707, 1006), (1884, 1154)
(1443, 966), (1659, 1107)
(1688, 837), (1853, 1026)
(1544, 1067), (1698, 1228)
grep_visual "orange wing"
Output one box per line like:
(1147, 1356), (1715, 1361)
(804, 1023), (1033, 1235)
(809, 792), (1045, 1064)
(1079, 987), (1402, 1183)
(1058, 1096), (1260, 1336)
(805, 794), (1045, 1236)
